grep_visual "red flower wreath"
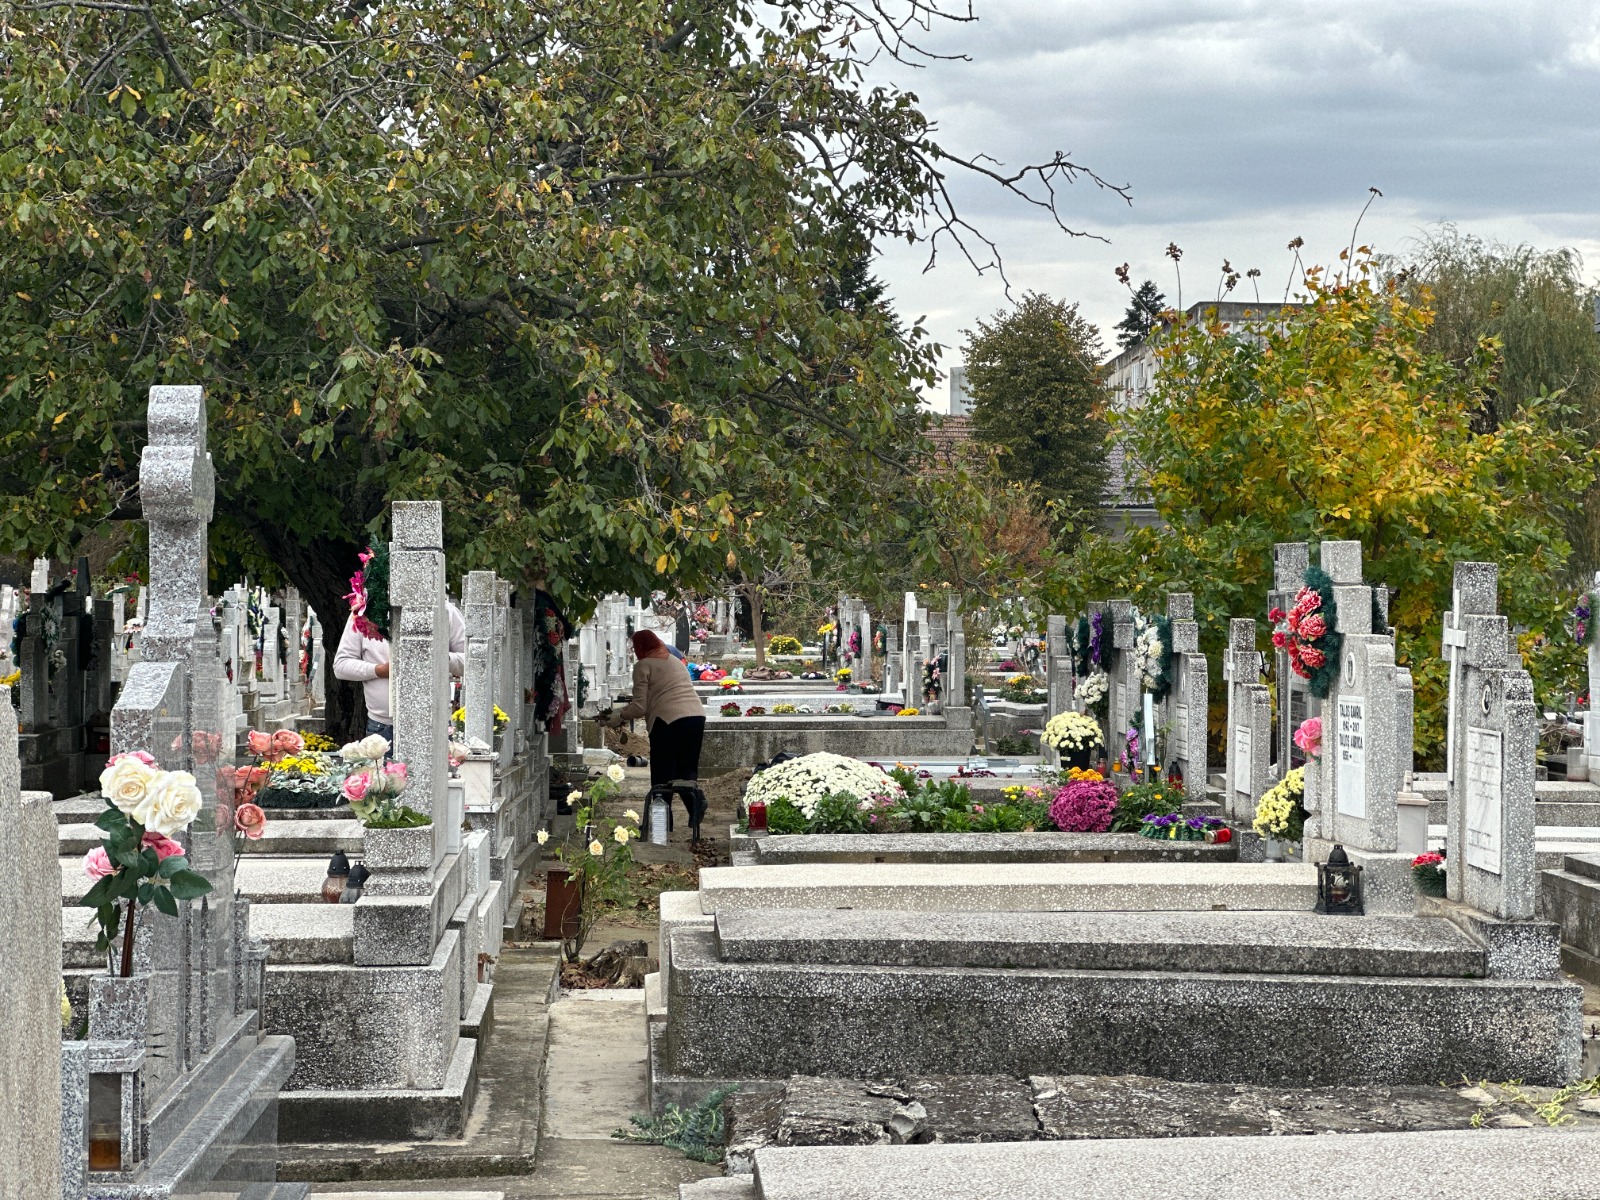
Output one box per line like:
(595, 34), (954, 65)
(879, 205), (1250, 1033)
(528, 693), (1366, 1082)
(1270, 586), (1329, 679)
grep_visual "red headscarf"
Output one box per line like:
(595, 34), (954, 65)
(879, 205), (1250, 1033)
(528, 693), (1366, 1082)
(632, 629), (667, 658)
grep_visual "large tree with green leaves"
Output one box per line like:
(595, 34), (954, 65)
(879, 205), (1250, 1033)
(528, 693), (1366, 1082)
(0, 0), (1117, 734)
(1047, 262), (1594, 767)
(1401, 226), (1600, 577)
(961, 293), (1111, 546)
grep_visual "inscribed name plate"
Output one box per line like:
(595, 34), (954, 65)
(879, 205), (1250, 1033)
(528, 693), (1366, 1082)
(1172, 704), (1188, 760)
(1234, 727), (1253, 794)
(1465, 726), (1504, 875)
(1336, 698), (1366, 819)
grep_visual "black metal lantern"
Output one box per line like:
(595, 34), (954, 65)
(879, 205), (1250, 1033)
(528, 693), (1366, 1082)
(1315, 844), (1365, 915)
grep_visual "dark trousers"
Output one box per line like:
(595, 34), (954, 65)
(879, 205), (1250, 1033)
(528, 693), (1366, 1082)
(649, 715), (706, 789)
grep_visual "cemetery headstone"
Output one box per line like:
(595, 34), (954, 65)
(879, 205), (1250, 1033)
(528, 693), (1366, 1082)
(1164, 592), (1208, 790)
(1224, 618), (1269, 823)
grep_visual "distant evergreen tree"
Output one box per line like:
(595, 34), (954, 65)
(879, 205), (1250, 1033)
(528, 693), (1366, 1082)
(962, 293), (1111, 549)
(1115, 280), (1167, 349)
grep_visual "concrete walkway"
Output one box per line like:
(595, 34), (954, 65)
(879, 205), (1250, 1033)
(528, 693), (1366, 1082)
(310, 982), (717, 1200)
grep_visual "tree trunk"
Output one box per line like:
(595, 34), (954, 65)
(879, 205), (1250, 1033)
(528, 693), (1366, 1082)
(250, 526), (369, 743)
(744, 582), (766, 668)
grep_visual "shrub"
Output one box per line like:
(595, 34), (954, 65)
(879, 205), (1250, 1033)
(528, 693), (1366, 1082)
(1110, 780), (1183, 833)
(1049, 779), (1118, 832)
(767, 634), (804, 655)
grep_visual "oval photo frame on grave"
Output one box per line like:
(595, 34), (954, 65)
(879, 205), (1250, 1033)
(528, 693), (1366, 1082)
(1481, 682), (1493, 716)
(1344, 652), (1356, 687)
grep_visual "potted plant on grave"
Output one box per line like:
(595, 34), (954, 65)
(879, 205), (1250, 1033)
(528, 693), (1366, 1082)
(1411, 850), (1447, 897)
(340, 735), (430, 870)
(80, 752), (214, 1059)
(242, 727), (346, 810)
(545, 764), (638, 967)
(1041, 711), (1106, 771)
(1252, 767), (1308, 860)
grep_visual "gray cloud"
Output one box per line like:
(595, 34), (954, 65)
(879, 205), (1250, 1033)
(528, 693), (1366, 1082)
(863, 0), (1600, 395)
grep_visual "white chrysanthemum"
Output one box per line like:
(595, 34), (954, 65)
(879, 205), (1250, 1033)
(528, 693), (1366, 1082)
(743, 752), (904, 819)
(1074, 670), (1108, 707)
(1042, 712), (1105, 754)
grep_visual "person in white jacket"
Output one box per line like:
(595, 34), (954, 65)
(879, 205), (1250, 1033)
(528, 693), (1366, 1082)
(333, 603), (467, 741)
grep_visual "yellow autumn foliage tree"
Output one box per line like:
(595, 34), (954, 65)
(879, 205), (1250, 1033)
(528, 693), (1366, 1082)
(1052, 261), (1595, 768)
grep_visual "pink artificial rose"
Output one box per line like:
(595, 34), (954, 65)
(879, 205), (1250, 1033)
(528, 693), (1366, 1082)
(1300, 645), (1326, 669)
(342, 770), (372, 802)
(1270, 630), (1287, 648)
(271, 730), (304, 755)
(1299, 613), (1327, 641)
(246, 730), (274, 758)
(382, 761), (408, 786)
(110, 749), (158, 769)
(83, 846), (115, 880)
(215, 801), (235, 830)
(1294, 717), (1323, 758)
(234, 803), (267, 840)
(142, 832), (185, 860)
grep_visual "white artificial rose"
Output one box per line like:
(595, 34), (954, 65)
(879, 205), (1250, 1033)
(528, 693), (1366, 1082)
(613, 825), (630, 844)
(567, 789), (584, 804)
(132, 770), (203, 836)
(358, 733), (391, 760)
(624, 809), (641, 823)
(100, 756), (157, 816)
(536, 829), (550, 845)
(606, 763), (626, 784)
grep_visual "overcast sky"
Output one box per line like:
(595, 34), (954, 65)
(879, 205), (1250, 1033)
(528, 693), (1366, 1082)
(864, 1), (1600, 409)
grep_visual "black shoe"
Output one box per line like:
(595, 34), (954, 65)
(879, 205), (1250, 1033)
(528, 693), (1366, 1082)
(681, 785), (709, 843)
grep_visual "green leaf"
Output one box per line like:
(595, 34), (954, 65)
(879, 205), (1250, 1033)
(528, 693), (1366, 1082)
(152, 887), (179, 917)
(166, 869), (213, 901)
(95, 807), (126, 832)
(80, 875), (117, 909)
(157, 853), (188, 879)
(137, 881), (154, 905)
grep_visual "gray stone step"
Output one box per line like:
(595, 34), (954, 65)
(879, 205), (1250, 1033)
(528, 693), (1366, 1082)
(712, 910), (1486, 978)
(680, 1181), (755, 1199)
(60, 853), (334, 904)
(253, 903), (354, 964)
(697, 862), (1320, 915)
(58, 819), (364, 856)
(1564, 852), (1600, 883)
(662, 930), (1580, 1088)
(750, 833), (1235, 866)
(1429, 798), (1600, 826)
(745, 1130), (1600, 1200)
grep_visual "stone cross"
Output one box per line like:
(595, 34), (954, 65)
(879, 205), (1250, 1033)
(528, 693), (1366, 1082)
(1442, 562), (1539, 920)
(1164, 592), (1208, 788)
(0, 693), (65, 1200)
(389, 500), (452, 868)
(283, 588), (305, 707)
(493, 580), (516, 765)
(1223, 618), (1269, 821)
(462, 570), (498, 749)
(858, 601), (874, 684)
(1586, 570), (1600, 780)
(30, 557), (50, 593)
(1046, 614), (1072, 716)
(1269, 541), (1311, 773)
(1106, 599), (1134, 758)
(138, 387), (214, 663)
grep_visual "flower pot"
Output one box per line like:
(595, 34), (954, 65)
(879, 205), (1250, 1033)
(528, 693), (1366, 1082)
(1063, 746), (1093, 771)
(364, 824), (435, 870)
(89, 971), (151, 1043)
(543, 865), (582, 939)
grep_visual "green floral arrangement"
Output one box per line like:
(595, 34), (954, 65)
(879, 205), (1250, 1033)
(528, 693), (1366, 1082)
(1111, 779), (1182, 832)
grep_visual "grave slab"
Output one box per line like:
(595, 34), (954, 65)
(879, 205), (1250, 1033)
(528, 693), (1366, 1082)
(750, 833), (1236, 866)
(747, 1130), (1600, 1200)
(697, 862), (1321, 915)
(711, 909), (1486, 977)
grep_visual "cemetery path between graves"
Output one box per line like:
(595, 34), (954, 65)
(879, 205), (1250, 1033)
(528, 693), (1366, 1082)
(304, 763), (721, 1200)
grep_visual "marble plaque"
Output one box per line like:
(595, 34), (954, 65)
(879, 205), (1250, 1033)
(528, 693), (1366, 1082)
(1234, 727), (1252, 794)
(1172, 704), (1188, 760)
(1465, 726), (1504, 875)
(1336, 698), (1366, 819)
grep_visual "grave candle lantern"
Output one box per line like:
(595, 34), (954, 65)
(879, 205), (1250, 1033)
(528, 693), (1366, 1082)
(322, 850), (351, 904)
(747, 799), (768, 833)
(1315, 843), (1365, 915)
